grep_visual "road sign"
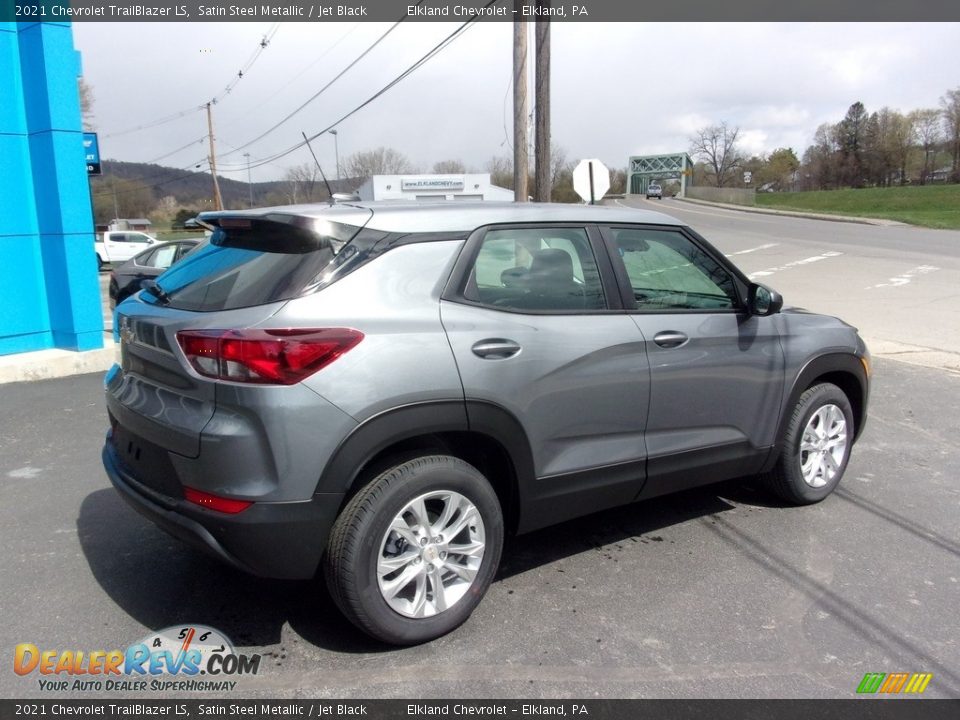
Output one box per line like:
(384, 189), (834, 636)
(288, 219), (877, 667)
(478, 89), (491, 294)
(83, 132), (101, 175)
(573, 159), (610, 204)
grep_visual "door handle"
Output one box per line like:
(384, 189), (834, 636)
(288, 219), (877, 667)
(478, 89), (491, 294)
(471, 339), (521, 359)
(653, 331), (688, 349)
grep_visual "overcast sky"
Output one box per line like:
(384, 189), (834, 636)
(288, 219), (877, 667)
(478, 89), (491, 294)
(72, 22), (960, 184)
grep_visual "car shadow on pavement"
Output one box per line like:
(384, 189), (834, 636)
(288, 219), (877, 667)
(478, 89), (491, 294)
(497, 482), (745, 580)
(77, 480), (776, 655)
(76, 488), (387, 655)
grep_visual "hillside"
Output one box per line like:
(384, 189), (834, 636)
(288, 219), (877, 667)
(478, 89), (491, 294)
(89, 160), (359, 220)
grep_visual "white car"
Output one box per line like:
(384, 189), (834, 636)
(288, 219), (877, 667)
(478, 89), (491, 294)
(95, 231), (158, 269)
(646, 183), (663, 200)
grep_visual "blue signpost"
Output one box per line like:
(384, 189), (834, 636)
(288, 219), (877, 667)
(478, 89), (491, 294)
(84, 132), (101, 175)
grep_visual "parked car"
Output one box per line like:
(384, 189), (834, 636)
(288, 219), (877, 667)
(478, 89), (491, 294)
(171, 218), (202, 231)
(108, 240), (202, 308)
(95, 231), (158, 269)
(102, 202), (870, 645)
(646, 183), (663, 200)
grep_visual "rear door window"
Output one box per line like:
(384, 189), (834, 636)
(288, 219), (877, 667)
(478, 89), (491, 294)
(464, 227), (606, 312)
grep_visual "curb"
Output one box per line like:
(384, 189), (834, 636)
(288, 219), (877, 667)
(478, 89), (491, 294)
(0, 337), (117, 385)
(671, 197), (909, 227)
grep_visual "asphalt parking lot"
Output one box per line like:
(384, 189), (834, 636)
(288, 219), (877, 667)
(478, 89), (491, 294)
(1, 356), (958, 699)
(5, 206), (960, 699)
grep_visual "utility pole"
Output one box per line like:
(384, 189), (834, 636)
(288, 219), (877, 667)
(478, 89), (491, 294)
(206, 102), (224, 210)
(534, 9), (551, 202)
(329, 129), (340, 181)
(244, 153), (253, 208)
(513, 5), (529, 202)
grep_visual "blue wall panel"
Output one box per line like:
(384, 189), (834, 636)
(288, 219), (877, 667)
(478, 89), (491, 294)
(0, 236), (50, 336)
(0, 133), (38, 236)
(0, 21), (103, 356)
(0, 28), (27, 135)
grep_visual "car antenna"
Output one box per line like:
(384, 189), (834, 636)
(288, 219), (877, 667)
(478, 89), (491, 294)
(301, 131), (335, 202)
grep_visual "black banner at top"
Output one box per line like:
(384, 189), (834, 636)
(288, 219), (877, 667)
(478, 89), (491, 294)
(3, 0), (960, 23)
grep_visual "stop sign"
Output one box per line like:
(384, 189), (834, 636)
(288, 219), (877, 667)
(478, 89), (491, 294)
(572, 159), (610, 204)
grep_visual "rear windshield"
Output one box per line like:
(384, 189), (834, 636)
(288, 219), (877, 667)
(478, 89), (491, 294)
(143, 216), (363, 312)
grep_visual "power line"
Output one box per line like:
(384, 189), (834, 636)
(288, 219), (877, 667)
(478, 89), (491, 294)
(101, 25), (280, 140)
(143, 136), (208, 165)
(215, 14), (414, 161)
(218, 23), (362, 133)
(91, 166), (212, 199)
(209, 24), (281, 105)
(219, 5), (498, 174)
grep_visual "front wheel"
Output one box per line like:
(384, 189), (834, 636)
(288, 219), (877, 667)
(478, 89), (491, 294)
(324, 455), (503, 645)
(766, 382), (854, 504)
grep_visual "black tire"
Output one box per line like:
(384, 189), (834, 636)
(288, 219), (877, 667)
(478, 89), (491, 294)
(324, 455), (503, 645)
(766, 382), (854, 504)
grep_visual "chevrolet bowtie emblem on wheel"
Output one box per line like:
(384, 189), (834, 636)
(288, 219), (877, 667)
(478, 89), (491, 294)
(119, 317), (135, 345)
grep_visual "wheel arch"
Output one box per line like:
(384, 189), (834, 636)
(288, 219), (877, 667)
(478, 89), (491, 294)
(780, 352), (869, 447)
(315, 400), (533, 534)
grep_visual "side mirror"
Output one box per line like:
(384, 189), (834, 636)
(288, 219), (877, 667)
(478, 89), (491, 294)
(748, 283), (783, 316)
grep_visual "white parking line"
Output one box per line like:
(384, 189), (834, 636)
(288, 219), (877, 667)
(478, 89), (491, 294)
(865, 265), (940, 290)
(747, 251), (843, 280)
(725, 243), (779, 257)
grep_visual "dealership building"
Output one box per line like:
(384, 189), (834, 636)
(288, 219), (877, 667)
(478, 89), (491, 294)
(356, 174), (513, 202)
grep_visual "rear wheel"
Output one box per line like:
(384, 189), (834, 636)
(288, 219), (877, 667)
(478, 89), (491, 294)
(324, 455), (503, 645)
(766, 382), (853, 504)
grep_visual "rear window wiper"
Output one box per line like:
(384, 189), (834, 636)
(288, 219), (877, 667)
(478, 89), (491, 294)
(142, 279), (170, 304)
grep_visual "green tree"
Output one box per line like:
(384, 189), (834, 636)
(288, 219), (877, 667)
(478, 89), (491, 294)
(910, 108), (943, 184)
(837, 101), (869, 187)
(758, 148), (800, 191)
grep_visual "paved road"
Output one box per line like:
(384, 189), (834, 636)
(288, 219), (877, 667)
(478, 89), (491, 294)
(616, 197), (960, 370)
(2, 361), (958, 699)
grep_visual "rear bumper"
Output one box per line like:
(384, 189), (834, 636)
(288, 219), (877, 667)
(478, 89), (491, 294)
(102, 433), (343, 579)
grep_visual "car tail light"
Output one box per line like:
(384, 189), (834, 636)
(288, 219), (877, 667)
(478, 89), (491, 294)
(176, 328), (363, 385)
(183, 487), (253, 514)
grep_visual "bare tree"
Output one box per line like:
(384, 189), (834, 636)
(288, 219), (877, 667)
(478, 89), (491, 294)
(942, 87), (960, 182)
(432, 159), (467, 174)
(911, 108), (943, 184)
(283, 163), (327, 204)
(78, 77), (95, 130)
(486, 155), (513, 190)
(343, 147), (413, 178)
(689, 122), (743, 187)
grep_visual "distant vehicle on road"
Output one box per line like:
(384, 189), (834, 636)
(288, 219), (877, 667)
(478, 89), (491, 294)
(108, 240), (200, 308)
(646, 183), (663, 200)
(95, 230), (158, 269)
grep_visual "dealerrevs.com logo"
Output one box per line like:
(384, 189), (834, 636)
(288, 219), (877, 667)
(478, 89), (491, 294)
(14, 625), (261, 692)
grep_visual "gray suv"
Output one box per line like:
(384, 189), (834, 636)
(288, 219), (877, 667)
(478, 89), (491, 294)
(102, 202), (870, 645)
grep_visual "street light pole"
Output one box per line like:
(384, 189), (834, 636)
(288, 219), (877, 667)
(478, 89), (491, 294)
(329, 129), (340, 181)
(244, 153), (253, 208)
